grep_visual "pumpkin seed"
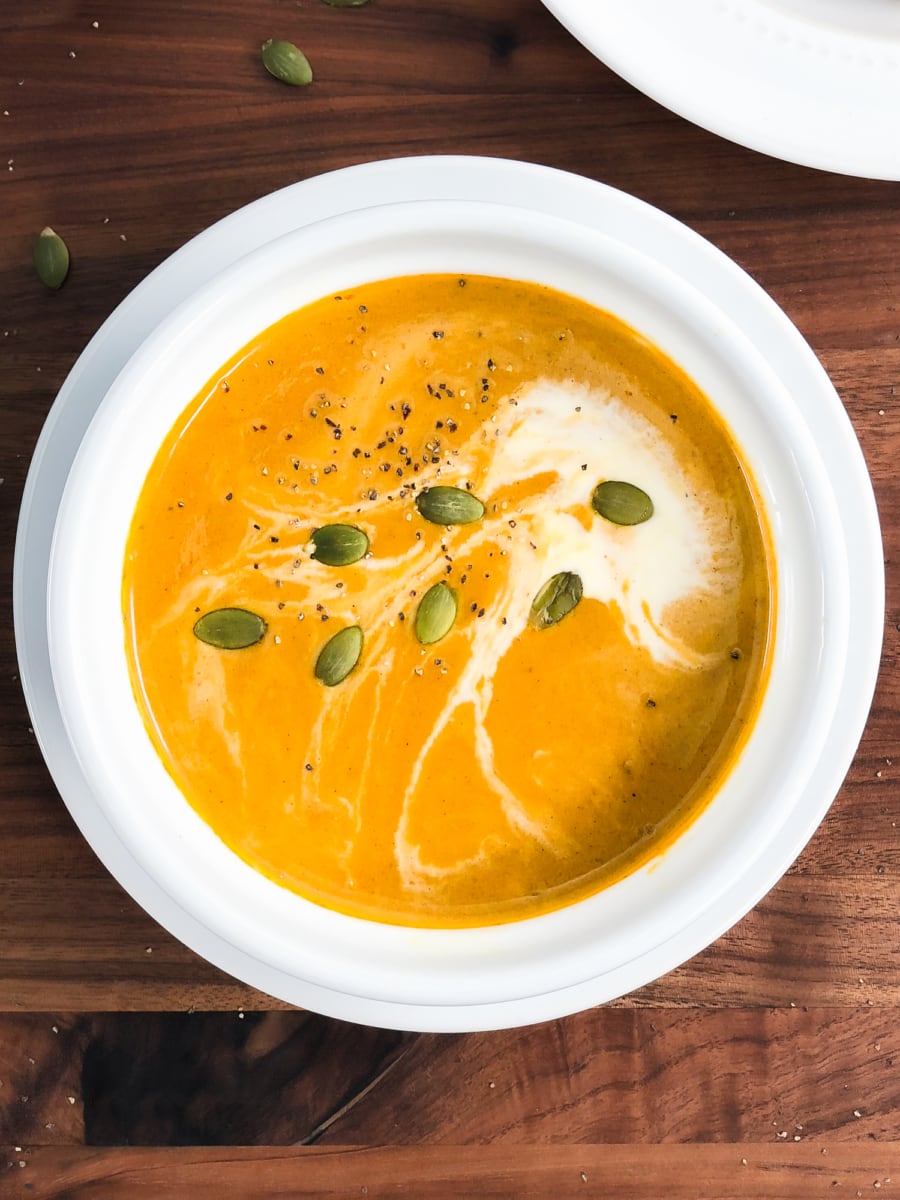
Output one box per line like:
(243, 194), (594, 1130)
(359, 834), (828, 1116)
(260, 38), (313, 86)
(415, 485), (485, 526)
(33, 226), (70, 289)
(415, 582), (458, 645)
(322, 0), (370, 6)
(309, 523), (369, 566)
(591, 480), (654, 526)
(193, 607), (267, 649)
(529, 571), (583, 630)
(315, 624), (363, 686)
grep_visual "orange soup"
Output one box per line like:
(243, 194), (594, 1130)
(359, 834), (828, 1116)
(123, 274), (773, 927)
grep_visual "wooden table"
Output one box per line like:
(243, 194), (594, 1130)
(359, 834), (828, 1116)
(1, 1), (898, 1194)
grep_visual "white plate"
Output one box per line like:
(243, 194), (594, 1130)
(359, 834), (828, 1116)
(14, 156), (883, 1031)
(542, 0), (900, 179)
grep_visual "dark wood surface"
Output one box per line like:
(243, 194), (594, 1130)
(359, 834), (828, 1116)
(1, 0), (899, 1193)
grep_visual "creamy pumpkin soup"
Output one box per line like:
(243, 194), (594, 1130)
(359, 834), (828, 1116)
(123, 274), (773, 927)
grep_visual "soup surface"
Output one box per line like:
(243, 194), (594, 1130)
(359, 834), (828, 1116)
(123, 274), (773, 927)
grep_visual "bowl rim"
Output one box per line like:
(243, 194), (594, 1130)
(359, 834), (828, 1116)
(21, 156), (885, 1030)
(46, 196), (858, 997)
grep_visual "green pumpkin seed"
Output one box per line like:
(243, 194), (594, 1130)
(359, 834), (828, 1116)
(315, 624), (363, 686)
(33, 226), (70, 290)
(193, 607), (267, 649)
(415, 485), (485, 526)
(309, 523), (369, 566)
(415, 582), (458, 645)
(261, 38), (313, 86)
(529, 571), (583, 630)
(591, 480), (654, 526)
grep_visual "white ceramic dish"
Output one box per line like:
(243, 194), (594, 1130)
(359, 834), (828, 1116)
(17, 157), (883, 1030)
(541, 0), (900, 180)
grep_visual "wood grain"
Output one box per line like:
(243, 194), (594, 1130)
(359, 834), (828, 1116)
(3, 1009), (897, 1147)
(1, 0), (899, 1183)
(3, 1145), (899, 1199)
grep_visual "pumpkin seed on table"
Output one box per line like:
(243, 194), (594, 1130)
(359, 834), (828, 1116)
(260, 39), (313, 86)
(315, 624), (363, 686)
(529, 571), (583, 630)
(194, 607), (267, 649)
(415, 582), (458, 646)
(33, 226), (70, 290)
(591, 480), (654, 526)
(322, 0), (370, 6)
(309, 523), (369, 566)
(415, 485), (485, 526)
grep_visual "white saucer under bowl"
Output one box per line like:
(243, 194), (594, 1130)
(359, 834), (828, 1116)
(15, 157), (884, 1031)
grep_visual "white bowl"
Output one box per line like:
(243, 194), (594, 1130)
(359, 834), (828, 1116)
(45, 185), (880, 1029)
